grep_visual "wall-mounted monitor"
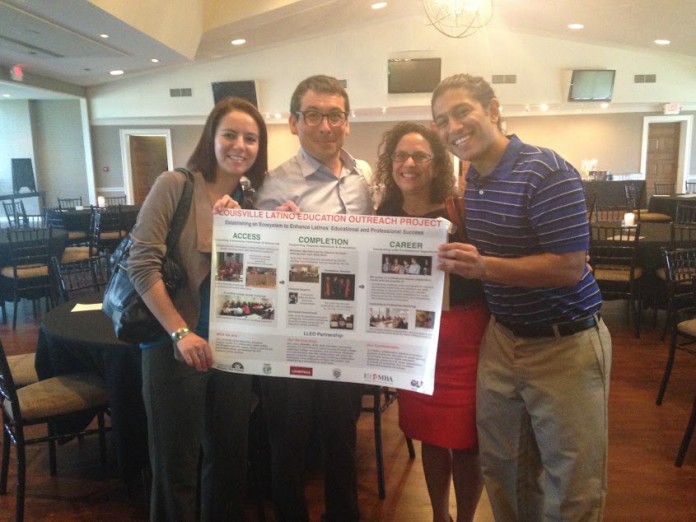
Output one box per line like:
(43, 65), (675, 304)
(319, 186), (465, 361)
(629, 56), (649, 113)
(388, 58), (441, 94)
(567, 69), (616, 102)
(212, 80), (258, 107)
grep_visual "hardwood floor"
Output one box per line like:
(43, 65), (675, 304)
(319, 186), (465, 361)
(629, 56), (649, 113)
(1, 298), (695, 521)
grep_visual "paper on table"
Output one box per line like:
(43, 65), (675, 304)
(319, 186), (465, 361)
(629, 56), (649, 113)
(71, 303), (103, 312)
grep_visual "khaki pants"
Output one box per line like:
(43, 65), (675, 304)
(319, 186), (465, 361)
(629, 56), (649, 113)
(476, 316), (612, 521)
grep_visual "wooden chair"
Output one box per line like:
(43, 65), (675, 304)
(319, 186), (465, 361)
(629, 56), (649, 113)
(362, 386), (415, 499)
(654, 182), (673, 195)
(56, 197), (82, 210)
(656, 246), (696, 342)
(589, 223), (643, 337)
(674, 202), (696, 225)
(0, 339), (109, 522)
(656, 273), (696, 466)
(0, 227), (53, 329)
(91, 207), (126, 254)
(625, 183), (671, 223)
(50, 254), (111, 305)
(103, 195), (126, 206)
(3, 201), (27, 229)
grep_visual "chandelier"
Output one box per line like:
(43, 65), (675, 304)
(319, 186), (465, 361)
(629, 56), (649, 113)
(422, 0), (494, 38)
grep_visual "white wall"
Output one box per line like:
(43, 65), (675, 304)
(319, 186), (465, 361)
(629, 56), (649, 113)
(0, 100), (34, 195)
(87, 13), (696, 125)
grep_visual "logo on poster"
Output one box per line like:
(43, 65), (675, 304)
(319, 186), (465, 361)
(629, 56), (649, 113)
(333, 368), (342, 379)
(364, 373), (394, 384)
(263, 363), (272, 375)
(230, 362), (245, 372)
(410, 379), (423, 389)
(290, 366), (313, 376)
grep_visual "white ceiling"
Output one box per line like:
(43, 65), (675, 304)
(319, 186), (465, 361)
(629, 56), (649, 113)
(1, 0), (695, 100)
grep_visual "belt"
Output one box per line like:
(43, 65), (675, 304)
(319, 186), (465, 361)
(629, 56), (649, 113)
(496, 314), (600, 338)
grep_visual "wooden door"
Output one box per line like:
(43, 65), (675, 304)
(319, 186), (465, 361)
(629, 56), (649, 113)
(646, 122), (680, 197)
(128, 135), (169, 205)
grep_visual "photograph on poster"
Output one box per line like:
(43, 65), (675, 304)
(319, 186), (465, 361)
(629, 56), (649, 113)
(215, 252), (244, 282)
(289, 263), (320, 283)
(415, 310), (436, 329)
(246, 266), (276, 288)
(217, 294), (275, 320)
(329, 313), (354, 330)
(369, 306), (409, 330)
(381, 254), (432, 275)
(320, 273), (355, 301)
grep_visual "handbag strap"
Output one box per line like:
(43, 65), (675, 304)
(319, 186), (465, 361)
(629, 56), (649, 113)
(165, 168), (194, 254)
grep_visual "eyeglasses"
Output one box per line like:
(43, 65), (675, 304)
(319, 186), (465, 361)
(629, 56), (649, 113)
(296, 110), (348, 127)
(391, 151), (433, 164)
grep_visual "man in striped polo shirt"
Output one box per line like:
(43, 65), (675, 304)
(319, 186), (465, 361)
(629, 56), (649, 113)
(432, 74), (612, 521)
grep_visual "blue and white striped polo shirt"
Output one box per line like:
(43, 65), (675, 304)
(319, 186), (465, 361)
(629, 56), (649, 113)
(464, 134), (602, 326)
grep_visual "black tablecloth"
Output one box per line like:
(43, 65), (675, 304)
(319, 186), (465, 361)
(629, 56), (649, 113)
(45, 205), (141, 234)
(34, 295), (148, 481)
(648, 194), (696, 219)
(583, 180), (647, 208)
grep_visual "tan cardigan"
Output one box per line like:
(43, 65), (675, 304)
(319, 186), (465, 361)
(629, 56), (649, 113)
(128, 169), (214, 330)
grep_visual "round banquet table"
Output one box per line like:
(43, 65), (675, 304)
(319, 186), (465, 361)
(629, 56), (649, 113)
(45, 205), (141, 234)
(34, 294), (148, 482)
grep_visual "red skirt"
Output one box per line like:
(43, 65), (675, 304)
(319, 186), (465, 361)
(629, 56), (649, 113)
(398, 300), (489, 449)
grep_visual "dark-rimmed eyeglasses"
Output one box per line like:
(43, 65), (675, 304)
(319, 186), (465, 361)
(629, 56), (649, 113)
(391, 151), (433, 164)
(296, 110), (348, 127)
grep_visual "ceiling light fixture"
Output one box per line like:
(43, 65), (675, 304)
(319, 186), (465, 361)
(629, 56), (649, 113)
(231, 38), (247, 46)
(99, 34), (109, 39)
(422, 0), (493, 38)
(371, 2), (388, 9)
(109, 70), (124, 76)
(568, 23), (584, 30)
(151, 58), (160, 63)
(654, 39), (670, 46)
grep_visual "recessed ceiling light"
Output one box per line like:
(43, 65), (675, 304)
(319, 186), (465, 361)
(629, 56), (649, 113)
(568, 23), (584, 30)
(654, 39), (671, 46)
(99, 33), (109, 39)
(539, 103), (549, 112)
(231, 38), (246, 46)
(2, 94), (10, 98)
(151, 58), (160, 63)
(110, 70), (124, 76)
(600, 102), (610, 109)
(371, 2), (388, 9)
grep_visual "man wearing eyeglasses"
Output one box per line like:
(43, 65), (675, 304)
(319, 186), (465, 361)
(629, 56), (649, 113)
(255, 75), (372, 522)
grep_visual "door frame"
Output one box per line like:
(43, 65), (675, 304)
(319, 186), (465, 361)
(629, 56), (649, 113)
(640, 115), (693, 192)
(119, 129), (173, 203)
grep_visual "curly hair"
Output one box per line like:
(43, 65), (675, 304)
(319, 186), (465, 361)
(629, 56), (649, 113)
(374, 122), (454, 213)
(187, 97), (268, 190)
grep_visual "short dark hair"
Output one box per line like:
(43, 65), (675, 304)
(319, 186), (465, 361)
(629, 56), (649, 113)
(290, 75), (350, 115)
(375, 121), (455, 213)
(431, 74), (502, 131)
(187, 97), (268, 189)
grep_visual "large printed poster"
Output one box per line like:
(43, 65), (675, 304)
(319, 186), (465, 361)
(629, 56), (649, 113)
(209, 209), (448, 395)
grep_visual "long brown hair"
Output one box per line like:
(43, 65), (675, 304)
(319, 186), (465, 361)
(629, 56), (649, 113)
(187, 97), (268, 189)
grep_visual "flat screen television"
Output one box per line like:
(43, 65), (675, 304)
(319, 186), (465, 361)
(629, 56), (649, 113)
(388, 58), (441, 94)
(567, 69), (616, 102)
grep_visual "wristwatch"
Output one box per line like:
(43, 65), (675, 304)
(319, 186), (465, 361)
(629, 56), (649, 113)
(170, 326), (191, 342)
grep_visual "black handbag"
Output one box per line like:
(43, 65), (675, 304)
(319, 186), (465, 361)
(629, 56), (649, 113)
(102, 168), (194, 344)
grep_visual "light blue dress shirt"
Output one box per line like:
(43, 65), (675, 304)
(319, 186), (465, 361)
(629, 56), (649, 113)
(255, 148), (373, 215)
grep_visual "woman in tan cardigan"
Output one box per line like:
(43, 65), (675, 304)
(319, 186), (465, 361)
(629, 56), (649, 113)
(128, 97), (267, 521)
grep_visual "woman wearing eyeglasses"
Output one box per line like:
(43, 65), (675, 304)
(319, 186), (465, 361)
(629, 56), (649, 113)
(375, 122), (489, 522)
